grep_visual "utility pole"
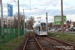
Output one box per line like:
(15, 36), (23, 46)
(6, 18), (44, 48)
(23, 9), (25, 34)
(61, 0), (64, 34)
(1, 0), (4, 38)
(18, 0), (20, 39)
(46, 12), (48, 34)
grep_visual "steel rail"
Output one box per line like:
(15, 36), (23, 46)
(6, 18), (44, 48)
(34, 36), (43, 50)
(42, 37), (64, 50)
(23, 37), (29, 50)
(48, 36), (75, 50)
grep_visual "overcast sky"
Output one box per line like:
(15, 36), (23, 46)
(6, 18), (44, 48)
(0, 0), (75, 26)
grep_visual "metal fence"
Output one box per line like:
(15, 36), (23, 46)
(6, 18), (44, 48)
(0, 27), (26, 46)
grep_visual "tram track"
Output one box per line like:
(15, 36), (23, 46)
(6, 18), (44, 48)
(42, 36), (75, 50)
(38, 36), (63, 50)
(21, 33), (75, 50)
(23, 33), (43, 50)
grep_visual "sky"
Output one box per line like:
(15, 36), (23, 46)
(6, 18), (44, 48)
(0, 0), (75, 27)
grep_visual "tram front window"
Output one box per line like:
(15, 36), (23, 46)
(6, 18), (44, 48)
(41, 26), (46, 31)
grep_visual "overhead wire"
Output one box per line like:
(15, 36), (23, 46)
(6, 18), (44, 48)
(43, 0), (53, 13)
(13, 0), (18, 6)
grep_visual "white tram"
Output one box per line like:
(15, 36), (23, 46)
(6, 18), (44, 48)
(34, 23), (47, 35)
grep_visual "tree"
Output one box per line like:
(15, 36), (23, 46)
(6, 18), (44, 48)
(27, 17), (35, 29)
(13, 13), (25, 29)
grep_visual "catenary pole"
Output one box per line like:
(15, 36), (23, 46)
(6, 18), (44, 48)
(46, 12), (48, 35)
(61, 0), (64, 34)
(18, 0), (20, 38)
(1, 0), (4, 38)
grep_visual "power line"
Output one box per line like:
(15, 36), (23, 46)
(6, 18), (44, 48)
(13, 0), (18, 6)
(43, 0), (53, 12)
(37, 0), (53, 15)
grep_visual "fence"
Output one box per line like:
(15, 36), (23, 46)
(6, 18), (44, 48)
(0, 27), (26, 46)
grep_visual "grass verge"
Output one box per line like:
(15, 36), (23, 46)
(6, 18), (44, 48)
(0, 35), (25, 50)
(48, 32), (75, 44)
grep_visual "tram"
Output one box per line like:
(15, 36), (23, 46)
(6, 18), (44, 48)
(34, 23), (47, 35)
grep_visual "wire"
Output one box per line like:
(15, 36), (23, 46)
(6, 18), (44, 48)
(43, 0), (53, 12)
(13, 0), (18, 6)
(36, 0), (53, 16)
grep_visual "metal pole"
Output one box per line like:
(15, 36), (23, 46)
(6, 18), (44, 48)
(18, 0), (20, 38)
(26, 17), (27, 31)
(46, 12), (48, 34)
(61, 0), (64, 34)
(1, 0), (4, 38)
(40, 17), (41, 31)
(23, 9), (25, 34)
(10, 19), (11, 28)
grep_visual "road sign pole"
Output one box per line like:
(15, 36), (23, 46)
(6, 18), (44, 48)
(1, 0), (4, 38)
(61, 0), (64, 34)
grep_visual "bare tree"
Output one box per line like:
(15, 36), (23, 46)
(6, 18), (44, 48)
(13, 13), (25, 29)
(27, 17), (35, 29)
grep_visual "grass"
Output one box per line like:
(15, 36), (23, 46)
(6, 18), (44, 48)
(0, 35), (25, 50)
(48, 32), (75, 44)
(50, 31), (75, 34)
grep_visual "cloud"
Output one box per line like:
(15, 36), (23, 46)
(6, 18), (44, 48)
(41, 1), (50, 5)
(66, 14), (75, 22)
(8, 0), (14, 3)
(32, 9), (43, 13)
(67, 6), (74, 9)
